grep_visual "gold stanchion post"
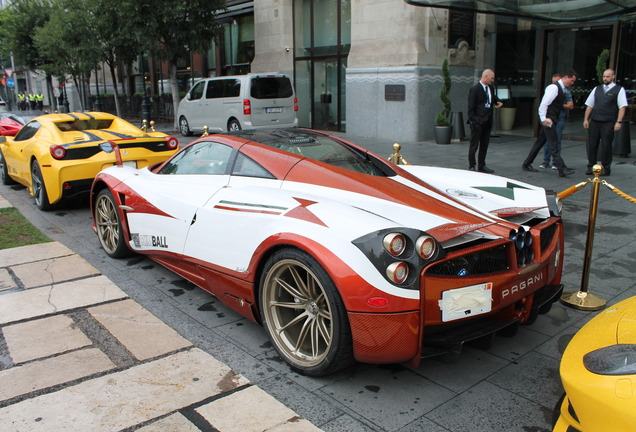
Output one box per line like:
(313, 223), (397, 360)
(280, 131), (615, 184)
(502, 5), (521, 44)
(560, 164), (607, 311)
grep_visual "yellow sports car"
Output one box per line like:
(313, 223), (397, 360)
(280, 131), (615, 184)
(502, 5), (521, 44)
(554, 296), (636, 432)
(0, 112), (178, 210)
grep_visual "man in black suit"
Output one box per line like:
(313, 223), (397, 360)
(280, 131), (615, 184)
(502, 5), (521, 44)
(467, 69), (502, 173)
(522, 70), (577, 177)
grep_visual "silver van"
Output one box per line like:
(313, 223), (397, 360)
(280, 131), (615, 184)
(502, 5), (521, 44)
(177, 73), (298, 136)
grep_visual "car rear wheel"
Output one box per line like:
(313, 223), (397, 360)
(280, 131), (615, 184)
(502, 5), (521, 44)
(259, 248), (354, 376)
(94, 189), (134, 258)
(31, 160), (55, 211)
(228, 119), (241, 131)
(0, 150), (16, 185)
(179, 116), (192, 137)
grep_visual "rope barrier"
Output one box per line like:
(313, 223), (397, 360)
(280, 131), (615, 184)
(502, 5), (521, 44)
(387, 143), (410, 165)
(557, 180), (590, 199)
(603, 181), (636, 204)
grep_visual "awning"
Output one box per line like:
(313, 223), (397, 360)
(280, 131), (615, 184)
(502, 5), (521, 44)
(404, 0), (636, 22)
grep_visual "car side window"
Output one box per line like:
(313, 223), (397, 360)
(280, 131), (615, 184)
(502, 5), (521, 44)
(158, 141), (235, 175)
(224, 79), (241, 98)
(13, 121), (40, 141)
(206, 81), (225, 99)
(231, 153), (275, 178)
(189, 81), (205, 101)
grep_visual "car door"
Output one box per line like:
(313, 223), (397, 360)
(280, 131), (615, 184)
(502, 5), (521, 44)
(3, 120), (41, 182)
(122, 140), (236, 255)
(183, 80), (207, 132)
(205, 79), (227, 132)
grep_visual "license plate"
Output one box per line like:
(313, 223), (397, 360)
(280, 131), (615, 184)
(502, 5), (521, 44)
(266, 107), (283, 113)
(439, 283), (493, 322)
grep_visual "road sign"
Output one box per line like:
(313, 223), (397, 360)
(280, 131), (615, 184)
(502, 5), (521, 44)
(6, 78), (14, 88)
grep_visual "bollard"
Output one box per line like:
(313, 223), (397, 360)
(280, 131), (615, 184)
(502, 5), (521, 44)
(202, 125), (209, 137)
(387, 143), (409, 165)
(141, 119), (148, 133)
(560, 164), (607, 311)
(150, 120), (156, 132)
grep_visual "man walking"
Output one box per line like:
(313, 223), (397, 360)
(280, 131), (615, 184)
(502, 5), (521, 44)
(540, 73), (573, 170)
(522, 70), (577, 177)
(467, 69), (502, 173)
(583, 69), (628, 176)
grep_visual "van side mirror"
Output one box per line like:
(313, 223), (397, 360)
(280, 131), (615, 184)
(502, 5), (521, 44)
(186, 93), (192, 101)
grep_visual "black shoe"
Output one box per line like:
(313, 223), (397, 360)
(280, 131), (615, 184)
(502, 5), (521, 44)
(600, 170), (611, 177)
(586, 169), (593, 175)
(469, 166), (476, 171)
(478, 166), (494, 174)
(522, 164), (538, 172)
(559, 168), (576, 177)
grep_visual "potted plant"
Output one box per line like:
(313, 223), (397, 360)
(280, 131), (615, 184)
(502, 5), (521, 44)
(499, 88), (516, 131)
(434, 59), (453, 144)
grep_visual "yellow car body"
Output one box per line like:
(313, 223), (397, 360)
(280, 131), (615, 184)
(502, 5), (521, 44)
(554, 296), (636, 432)
(0, 112), (178, 210)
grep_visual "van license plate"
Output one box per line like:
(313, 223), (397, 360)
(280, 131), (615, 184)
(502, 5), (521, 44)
(266, 108), (283, 113)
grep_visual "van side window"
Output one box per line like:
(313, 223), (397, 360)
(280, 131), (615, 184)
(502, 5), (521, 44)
(225, 79), (241, 98)
(206, 81), (225, 99)
(190, 81), (205, 101)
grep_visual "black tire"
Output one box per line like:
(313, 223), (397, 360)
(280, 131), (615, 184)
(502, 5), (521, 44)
(31, 160), (55, 211)
(0, 150), (17, 185)
(179, 116), (192, 137)
(94, 188), (134, 258)
(259, 248), (354, 376)
(228, 119), (241, 131)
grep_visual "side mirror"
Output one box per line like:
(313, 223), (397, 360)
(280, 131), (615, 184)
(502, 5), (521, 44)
(0, 136), (6, 143)
(186, 93), (192, 101)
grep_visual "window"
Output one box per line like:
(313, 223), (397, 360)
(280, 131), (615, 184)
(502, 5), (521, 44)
(13, 121), (40, 141)
(158, 141), (235, 175)
(189, 81), (205, 101)
(251, 77), (293, 99)
(206, 80), (225, 99)
(232, 153), (274, 178)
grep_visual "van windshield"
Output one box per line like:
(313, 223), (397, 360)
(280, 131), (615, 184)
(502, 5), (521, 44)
(250, 77), (293, 99)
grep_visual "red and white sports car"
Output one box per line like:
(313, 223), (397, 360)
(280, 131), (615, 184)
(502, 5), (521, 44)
(90, 128), (564, 376)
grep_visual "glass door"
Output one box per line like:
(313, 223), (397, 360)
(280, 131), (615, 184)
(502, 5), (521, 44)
(313, 58), (339, 130)
(542, 24), (616, 140)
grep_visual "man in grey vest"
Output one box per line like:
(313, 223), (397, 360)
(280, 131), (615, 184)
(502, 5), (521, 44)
(522, 70), (577, 177)
(583, 69), (628, 176)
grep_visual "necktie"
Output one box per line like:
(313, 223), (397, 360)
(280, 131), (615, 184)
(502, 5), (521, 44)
(604, 85), (609, 93)
(484, 86), (490, 104)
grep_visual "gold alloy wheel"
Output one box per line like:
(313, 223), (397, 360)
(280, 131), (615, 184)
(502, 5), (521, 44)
(95, 191), (121, 256)
(262, 259), (334, 368)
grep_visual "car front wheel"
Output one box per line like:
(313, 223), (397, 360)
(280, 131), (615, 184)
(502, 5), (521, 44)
(94, 188), (134, 258)
(259, 248), (354, 376)
(31, 160), (55, 211)
(0, 150), (16, 185)
(179, 116), (192, 137)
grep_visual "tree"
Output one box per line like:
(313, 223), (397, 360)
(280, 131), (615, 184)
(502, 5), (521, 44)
(122, 0), (226, 130)
(435, 58), (452, 127)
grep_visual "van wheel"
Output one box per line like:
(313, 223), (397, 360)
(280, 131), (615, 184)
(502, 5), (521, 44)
(228, 119), (241, 131)
(179, 117), (192, 137)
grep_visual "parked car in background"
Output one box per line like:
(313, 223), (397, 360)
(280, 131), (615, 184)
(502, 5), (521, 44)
(0, 97), (8, 113)
(177, 73), (298, 136)
(0, 112), (179, 210)
(553, 296), (636, 432)
(90, 127), (564, 376)
(0, 111), (44, 136)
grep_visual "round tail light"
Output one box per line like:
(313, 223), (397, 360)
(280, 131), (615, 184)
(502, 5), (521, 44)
(166, 136), (178, 149)
(383, 233), (406, 256)
(50, 145), (66, 159)
(416, 235), (436, 259)
(386, 262), (409, 284)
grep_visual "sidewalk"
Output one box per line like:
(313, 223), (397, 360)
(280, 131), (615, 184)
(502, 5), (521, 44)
(0, 217), (321, 431)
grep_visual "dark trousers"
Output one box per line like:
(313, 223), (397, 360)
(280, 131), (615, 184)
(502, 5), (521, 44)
(468, 120), (492, 168)
(523, 123), (566, 171)
(587, 120), (614, 171)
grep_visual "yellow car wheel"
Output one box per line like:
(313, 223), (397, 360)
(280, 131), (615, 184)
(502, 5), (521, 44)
(31, 160), (55, 211)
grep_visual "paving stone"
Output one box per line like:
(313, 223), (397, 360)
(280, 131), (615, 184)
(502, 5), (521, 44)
(0, 195), (11, 209)
(0, 268), (17, 292)
(11, 254), (100, 288)
(135, 413), (200, 432)
(2, 314), (92, 364)
(0, 348), (115, 402)
(0, 275), (127, 325)
(0, 242), (73, 268)
(0, 348), (249, 431)
(197, 385), (321, 432)
(88, 299), (191, 361)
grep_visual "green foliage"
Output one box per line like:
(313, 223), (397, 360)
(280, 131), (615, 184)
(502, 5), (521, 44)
(596, 49), (610, 84)
(0, 208), (51, 250)
(436, 58), (452, 126)
(5, 0), (54, 70)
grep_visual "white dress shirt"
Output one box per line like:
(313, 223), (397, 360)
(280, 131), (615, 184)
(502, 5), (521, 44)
(584, 82), (628, 108)
(538, 80), (565, 122)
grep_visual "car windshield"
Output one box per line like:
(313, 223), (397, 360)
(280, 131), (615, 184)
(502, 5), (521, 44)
(55, 119), (114, 132)
(228, 129), (391, 176)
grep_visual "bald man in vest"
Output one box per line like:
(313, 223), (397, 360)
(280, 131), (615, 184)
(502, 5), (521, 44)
(583, 69), (628, 176)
